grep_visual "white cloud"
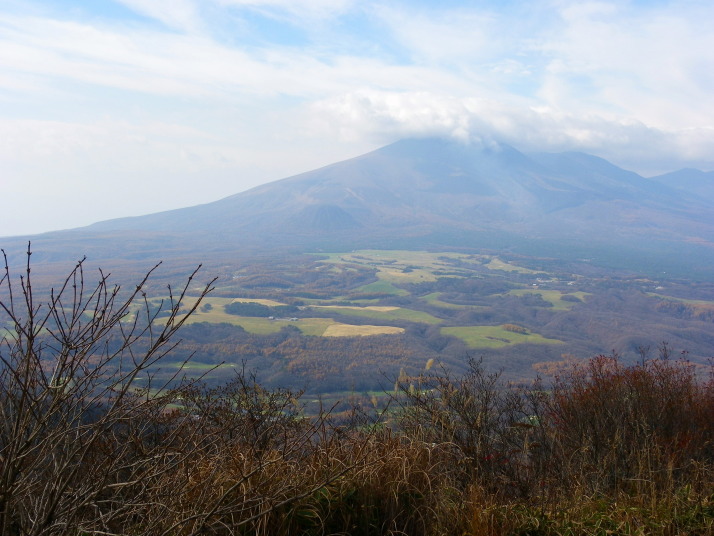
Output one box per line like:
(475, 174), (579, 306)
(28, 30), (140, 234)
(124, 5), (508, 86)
(0, 10), (481, 105)
(311, 89), (714, 174)
(539, 1), (714, 129)
(112, 0), (203, 33)
(0, 14), (269, 98)
(372, 5), (498, 64)
(0, 0), (713, 236)
(214, 0), (354, 21)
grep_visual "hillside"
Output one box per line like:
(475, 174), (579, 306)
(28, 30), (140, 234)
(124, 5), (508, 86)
(648, 167), (714, 201)
(3, 137), (712, 278)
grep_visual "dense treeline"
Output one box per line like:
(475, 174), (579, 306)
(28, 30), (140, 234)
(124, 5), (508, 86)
(223, 301), (298, 317)
(159, 322), (429, 392)
(655, 299), (714, 322)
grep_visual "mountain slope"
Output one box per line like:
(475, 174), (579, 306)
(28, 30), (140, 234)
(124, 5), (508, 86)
(648, 168), (714, 203)
(87, 138), (712, 241)
(3, 137), (713, 275)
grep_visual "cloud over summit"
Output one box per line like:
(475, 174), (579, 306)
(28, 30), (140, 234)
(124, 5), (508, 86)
(0, 0), (712, 235)
(312, 89), (714, 174)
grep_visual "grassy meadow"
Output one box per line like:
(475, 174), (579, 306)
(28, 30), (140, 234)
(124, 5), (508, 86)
(442, 324), (564, 349)
(506, 289), (591, 310)
(484, 256), (542, 273)
(352, 279), (409, 296)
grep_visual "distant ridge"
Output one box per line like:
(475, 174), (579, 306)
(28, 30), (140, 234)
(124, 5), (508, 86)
(3, 137), (713, 276)
(648, 168), (714, 202)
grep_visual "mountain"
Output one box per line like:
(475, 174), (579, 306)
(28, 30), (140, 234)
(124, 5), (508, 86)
(3, 138), (713, 276)
(648, 168), (714, 202)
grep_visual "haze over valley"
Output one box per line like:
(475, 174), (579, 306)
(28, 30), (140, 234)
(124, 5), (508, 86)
(2, 137), (712, 394)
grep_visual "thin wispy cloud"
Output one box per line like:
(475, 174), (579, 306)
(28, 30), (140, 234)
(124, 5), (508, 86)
(112, 0), (204, 33)
(216, 0), (354, 21)
(0, 0), (711, 236)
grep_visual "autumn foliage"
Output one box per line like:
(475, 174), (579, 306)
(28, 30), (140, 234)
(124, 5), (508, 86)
(1, 249), (712, 535)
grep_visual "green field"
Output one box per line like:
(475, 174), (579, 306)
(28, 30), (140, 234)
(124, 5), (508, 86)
(320, 250), (563, 291)
(136, 251), (597, 350)
(177, 313), (405, 338)
(353, 280), (408, 296)
(131, 361), (239, 385)
(507, 290), (590, 310)
(301, 297), (382, 305)
(373, 265), (438, 283)
(442, 325), (563, 349)
(321, 250), (472, 268)
(181, 296), (287, 308)
(320, 250), (477, 285)
(152, 291), (441, 335)
(421, 292), (489, 310)
(178, 314), (333, 335)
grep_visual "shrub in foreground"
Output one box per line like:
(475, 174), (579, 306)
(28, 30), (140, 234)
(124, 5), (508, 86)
(1, 249), (712, 535)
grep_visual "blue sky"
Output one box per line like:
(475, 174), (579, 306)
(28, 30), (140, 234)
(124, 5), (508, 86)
(1, 0), (712, 236)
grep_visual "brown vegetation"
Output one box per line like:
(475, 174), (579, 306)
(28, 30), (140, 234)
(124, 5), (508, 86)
(1, 250), (712, 535)
(503, 323), (528, 334)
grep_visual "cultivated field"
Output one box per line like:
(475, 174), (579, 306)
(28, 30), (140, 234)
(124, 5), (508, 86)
(312, 305), (442, 324)
(322, 324), (404, 337)
(441, 324), (564, 349)
(116, 247), (714, 391)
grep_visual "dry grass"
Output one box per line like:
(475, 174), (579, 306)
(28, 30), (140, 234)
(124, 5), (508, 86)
(3, 361), (712, 535)
(323, 324), (405, 337)
(5, 250), (710, 536)
(144, 364), (712, 535)
(314, 304), (443, 324)
(316, 305), (400, 311)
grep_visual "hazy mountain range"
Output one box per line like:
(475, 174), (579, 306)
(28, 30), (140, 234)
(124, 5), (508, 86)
(4, 138), (713, 277)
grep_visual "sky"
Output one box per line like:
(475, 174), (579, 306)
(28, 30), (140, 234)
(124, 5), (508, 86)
(1, 0), (712, 237)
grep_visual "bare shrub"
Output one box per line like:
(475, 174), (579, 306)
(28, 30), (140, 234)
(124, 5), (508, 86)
(0, 247), (367, 536)
(1, 245), (711, 535)
(0, 245), (217, 535)
(531, 352), (714, 495)
(392, 359), (540, 497)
